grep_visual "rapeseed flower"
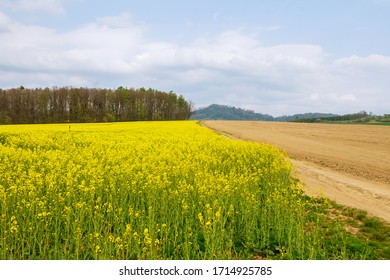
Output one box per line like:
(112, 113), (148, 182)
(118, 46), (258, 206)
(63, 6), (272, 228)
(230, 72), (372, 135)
(0, 121), (304, 260)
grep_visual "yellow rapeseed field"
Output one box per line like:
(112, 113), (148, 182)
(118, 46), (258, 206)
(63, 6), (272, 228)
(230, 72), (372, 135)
(0, 121), (306, 259)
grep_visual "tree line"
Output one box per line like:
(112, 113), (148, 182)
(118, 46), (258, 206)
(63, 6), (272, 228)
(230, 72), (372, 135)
(291, 111), (369, 123)
(0, 86), (194, 124)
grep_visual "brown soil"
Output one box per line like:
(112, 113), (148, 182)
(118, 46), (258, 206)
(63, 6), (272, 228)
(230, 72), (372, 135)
(201, 121), (390, 222)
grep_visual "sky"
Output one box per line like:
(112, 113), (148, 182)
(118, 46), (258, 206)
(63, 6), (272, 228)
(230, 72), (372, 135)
(0, 0), (390, 116)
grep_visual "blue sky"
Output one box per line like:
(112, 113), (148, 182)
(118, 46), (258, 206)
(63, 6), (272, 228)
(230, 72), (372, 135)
(1, 0), (389, 116)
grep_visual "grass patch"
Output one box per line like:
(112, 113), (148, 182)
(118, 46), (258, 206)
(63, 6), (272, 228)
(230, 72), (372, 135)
(301, 196), (390, 260)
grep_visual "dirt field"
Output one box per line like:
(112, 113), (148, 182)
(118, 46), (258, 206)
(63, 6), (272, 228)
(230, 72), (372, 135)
(202, 121), (390, 222)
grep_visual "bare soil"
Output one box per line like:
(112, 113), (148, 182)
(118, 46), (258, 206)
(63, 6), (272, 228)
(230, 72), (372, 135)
(202, 121), (390, 222)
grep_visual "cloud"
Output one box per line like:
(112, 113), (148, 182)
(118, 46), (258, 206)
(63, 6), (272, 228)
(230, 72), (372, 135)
(334, 54), (390, 68)
(131, 30), (324, 82)
(96, 12), (136, 28)
(0, 11), (389, 115)
(0, 12), (145, 74)
(1, 0), (66, 15)
(0, 11), (12, 32)
(332, 54), (390, 94)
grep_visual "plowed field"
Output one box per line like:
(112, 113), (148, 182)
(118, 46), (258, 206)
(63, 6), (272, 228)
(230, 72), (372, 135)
(202, 121), (390, 222)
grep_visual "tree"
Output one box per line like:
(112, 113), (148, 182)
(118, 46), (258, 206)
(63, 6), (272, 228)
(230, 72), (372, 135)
(0, 87), (194, 124)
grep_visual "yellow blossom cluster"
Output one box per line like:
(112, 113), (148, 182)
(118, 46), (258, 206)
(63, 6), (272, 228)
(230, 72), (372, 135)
(0, 121), (305, 259)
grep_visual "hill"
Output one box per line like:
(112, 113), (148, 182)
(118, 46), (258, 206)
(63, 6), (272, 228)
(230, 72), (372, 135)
(190, 104), (337, 122)
(190, 104), (274, 121)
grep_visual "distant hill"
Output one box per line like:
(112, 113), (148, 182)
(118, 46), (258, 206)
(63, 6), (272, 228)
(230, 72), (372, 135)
(190, 104), (338, 122)
(291, 111), (390, 125)
(190, 104), (274, 121)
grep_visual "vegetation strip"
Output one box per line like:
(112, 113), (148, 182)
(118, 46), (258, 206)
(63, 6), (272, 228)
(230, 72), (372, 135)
(0, 87), (193, 124)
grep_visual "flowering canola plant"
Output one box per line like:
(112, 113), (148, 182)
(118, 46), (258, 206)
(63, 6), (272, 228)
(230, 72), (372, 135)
(0, 121), (307, 259)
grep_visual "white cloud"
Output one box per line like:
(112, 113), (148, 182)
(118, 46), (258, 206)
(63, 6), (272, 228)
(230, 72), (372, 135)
(334, 94), (358, 102)
(0, 12), (145, 74)
(96, 12), (136, 28)
(334, 54), (390, 68)
(310, 94), (320, 101)
(332, 54), (390, 93)
(1, 0), (66, 15)
(131, 30), (324, 82)
(0, 12), (389, 115)
(0, 11), (11, 32)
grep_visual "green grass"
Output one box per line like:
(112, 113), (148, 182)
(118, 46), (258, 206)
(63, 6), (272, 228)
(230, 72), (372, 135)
(364, 122), (390, 126)
(300, 196), (390, 260)
(322, 119), (390, 126)
(231, 194), (390, 260)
